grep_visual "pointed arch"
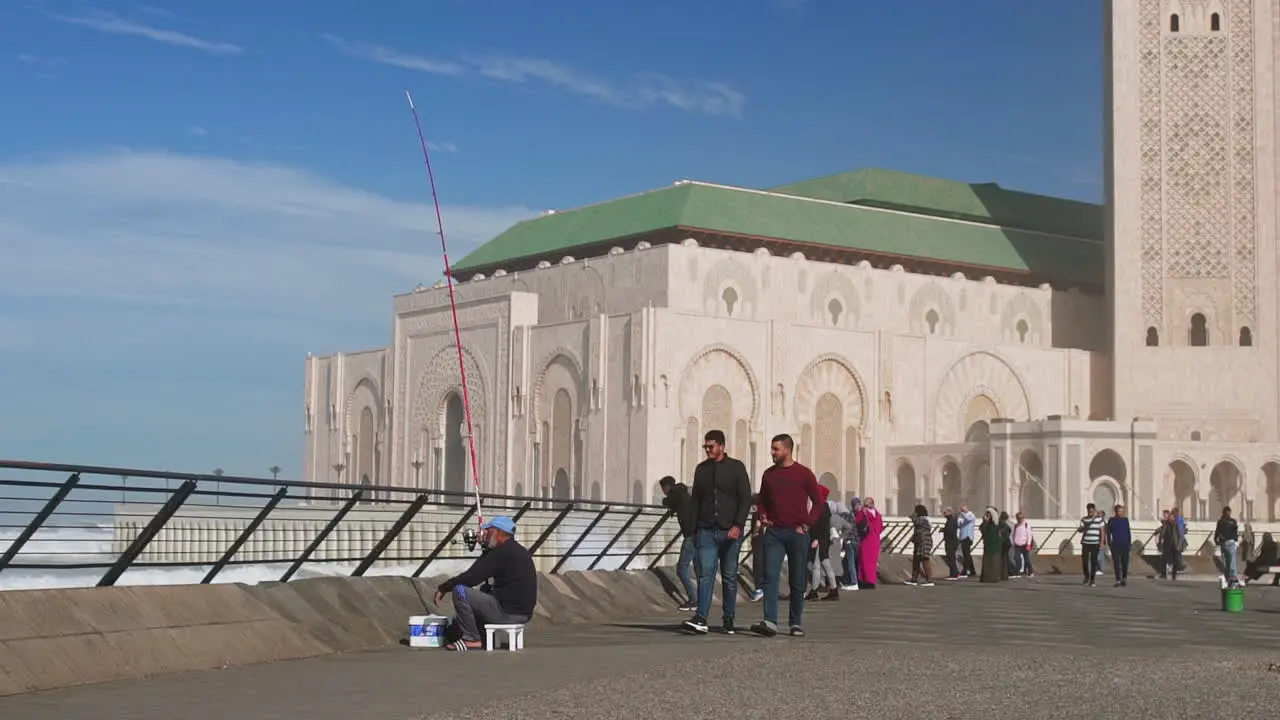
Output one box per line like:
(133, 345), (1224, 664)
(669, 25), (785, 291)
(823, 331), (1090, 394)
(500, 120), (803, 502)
(933, 351), (1032, 443)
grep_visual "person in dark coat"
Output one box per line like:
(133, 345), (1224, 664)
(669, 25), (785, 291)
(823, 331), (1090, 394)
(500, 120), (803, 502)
(660, 475), (697, 610)
(979, 509), (1003, 583)
(997, 511), (1013, 581)
(941, 507), (960, 579)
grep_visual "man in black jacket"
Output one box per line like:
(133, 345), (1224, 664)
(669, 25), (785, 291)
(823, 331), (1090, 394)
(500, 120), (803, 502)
(683, 429), (752, 635)
(660, 475), (698, 611)
(434, 516), (536, 652)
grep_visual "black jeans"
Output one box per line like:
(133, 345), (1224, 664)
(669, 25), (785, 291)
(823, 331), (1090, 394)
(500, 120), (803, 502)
(960, 538), (976, 575)
(943, 544), (960, 577)
(1111, 546), (1130, 581)
(1081, 543), (1101, 581)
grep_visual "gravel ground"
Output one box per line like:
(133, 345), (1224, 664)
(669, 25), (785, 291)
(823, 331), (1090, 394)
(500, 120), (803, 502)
(3, 576), (1278, 719)
(438, 642), (1280, 720)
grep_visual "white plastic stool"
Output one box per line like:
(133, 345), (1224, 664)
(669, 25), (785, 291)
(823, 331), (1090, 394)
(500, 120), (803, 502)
(485, 624), (525, 652)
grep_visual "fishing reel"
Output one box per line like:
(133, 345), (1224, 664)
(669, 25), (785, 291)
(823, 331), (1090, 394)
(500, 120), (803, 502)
(462, 527), (479, 552)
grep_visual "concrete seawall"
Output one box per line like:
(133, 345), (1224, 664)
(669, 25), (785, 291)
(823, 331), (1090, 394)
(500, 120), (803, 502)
(0, 552), (1222, 697)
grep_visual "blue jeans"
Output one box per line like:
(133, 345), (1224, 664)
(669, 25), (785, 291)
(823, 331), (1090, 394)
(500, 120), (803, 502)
(1222, 539), (1239, 578)
(762, 527), (810, 628)
(842, 539), (860, 586)
(695, 527), (743, 620)
(676, 536), (697, 600)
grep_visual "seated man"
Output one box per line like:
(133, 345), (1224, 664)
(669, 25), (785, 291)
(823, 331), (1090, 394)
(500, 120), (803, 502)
(434, 516), (537, 651)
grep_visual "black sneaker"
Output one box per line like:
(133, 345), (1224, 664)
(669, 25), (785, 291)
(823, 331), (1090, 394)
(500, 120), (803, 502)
(677, 601), (697, 612)
(682, 615), (709, 634)
(750, 620), (778, 637)
(789, 625), (805, 637)
(722, 616), (736, 635)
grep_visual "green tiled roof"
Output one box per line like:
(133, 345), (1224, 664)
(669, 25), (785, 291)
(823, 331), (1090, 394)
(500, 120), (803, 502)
(770, 168), (1103, 240)
(452, 174), (1104, 287)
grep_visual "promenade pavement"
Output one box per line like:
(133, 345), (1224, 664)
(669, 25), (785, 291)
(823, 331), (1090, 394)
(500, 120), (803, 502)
(2, 575), (1279, 719)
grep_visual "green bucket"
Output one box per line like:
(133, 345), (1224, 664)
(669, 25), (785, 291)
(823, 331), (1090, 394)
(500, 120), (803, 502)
(1221, 587), (1245, 613)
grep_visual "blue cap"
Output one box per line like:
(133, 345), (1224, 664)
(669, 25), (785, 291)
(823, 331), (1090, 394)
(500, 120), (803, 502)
(481, 516), (516, 534)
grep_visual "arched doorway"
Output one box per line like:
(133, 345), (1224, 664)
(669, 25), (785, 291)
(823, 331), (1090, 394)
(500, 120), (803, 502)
(1019, 450), (1046, 519)
(1169, 459), (1198, 519)
(443, 392), (467, 494)
(940, 460), (963, 511)
(355, 406), (376, 496)
(552, 468), (570, 499)
(1209, 461), (1241, 513)
(895, 461), (917, 516)
(1264, 462), (1280, 521)
(819, 472), (837, 497)
(1088, 449), (1127, 515)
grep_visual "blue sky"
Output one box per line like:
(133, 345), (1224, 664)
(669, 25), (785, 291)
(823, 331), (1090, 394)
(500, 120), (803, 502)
(0, 0), (1103, 480)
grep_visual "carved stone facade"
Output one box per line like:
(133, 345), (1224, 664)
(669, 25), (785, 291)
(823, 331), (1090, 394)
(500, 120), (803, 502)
(303, 1), (1280, 524)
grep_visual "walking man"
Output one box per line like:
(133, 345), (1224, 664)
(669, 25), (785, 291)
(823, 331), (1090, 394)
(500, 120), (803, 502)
(1214, 505), (1240, 584)
(750, 434), (823, 638)
(683, 430), (752, 635)
(1078, 503), (1104, 587)
(956, 504), (977, 576)
(659, 475), (697, 611)
(1105, 503), (1132, 586)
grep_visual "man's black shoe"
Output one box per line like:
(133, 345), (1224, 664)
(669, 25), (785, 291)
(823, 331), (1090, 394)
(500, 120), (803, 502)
(682, 615), (709, 634)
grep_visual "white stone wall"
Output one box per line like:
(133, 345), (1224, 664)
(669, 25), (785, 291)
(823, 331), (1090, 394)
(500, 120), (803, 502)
(302, 348), (389, 490)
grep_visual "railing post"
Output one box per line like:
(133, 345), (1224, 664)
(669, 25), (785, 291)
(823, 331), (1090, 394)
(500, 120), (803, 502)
(412, 505), (477, 578)
(202, 487), (288, 584)
(98, 480), (197, 587)
(588, 506), (645, 571)
(279, 489), (364, 582)
(528, 502), (576, 556)
(0, 472), (80, 575)
(621, 510), (671, 571)
(549, 505), (610, 574)
(352, 493), (430, 577)
(646, 530), (683, 570)
(511, 500), (534, 524)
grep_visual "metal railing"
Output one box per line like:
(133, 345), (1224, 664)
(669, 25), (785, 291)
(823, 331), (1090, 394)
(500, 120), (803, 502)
(0, 460), (688, 591)
(7, 459), (1249, 593)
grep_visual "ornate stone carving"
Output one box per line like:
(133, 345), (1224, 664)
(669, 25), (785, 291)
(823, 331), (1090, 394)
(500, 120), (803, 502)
(678, 346), (761, 426)
(792, 355), (869, 432)
(1138, 0), (1164, 327)
(809, 271), (861, 327)
(401, 301), (504, 337)
(702, 256), (757, 317)
(412, 345), (489, 434)
(907, 282), (957, 336)
(532, 347), (584, 420)
(1164, 32), (1230, 279)
(1228, 0), (1256, 327)
(933, 351), (1032, 443)
(999, 293), (1044, 344)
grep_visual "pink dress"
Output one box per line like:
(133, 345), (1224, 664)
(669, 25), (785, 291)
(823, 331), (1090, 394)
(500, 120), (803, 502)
(856, 507), (884, 586)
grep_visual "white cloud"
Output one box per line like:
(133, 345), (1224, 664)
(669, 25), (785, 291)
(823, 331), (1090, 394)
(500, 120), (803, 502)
(428, 141), (458, 154)
(186, 125), (208, 136)
(0, 149), (533, 468)
(323, 35), (745, 118)
(0, 149), (532, 323)
(50, 11), (243, 55)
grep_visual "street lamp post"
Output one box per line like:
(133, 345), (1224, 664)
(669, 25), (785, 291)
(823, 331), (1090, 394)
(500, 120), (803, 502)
(212, 468), (224, 507)
(269, 466), (281, 482)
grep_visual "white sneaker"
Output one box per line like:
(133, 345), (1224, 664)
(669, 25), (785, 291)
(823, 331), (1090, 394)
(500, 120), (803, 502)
(904, 580), (918, 586)
(920, 582), (935, 587)
(840, 584), (859, 591)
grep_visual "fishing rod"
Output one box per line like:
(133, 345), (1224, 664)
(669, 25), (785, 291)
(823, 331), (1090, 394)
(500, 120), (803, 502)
(405, 89), (485, 529)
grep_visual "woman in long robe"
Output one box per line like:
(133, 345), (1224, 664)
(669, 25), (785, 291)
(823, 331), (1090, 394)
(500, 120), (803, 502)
(856, 497), (884, 589)
(979, 509), (1003, 583)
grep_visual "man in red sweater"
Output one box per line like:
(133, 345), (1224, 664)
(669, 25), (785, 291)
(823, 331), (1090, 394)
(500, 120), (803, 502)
(750, 433), (823, 638)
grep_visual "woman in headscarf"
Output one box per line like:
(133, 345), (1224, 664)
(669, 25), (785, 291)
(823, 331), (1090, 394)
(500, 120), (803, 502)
(907, 504), (934, 586)
(979, 508), (1003, 583)
(1159, 508), (1185, 581)
(997, 510), (1014, 581)
(839, 497), (862, 590)
(806, 485), (839, 600)
(856, 497), (884, 589)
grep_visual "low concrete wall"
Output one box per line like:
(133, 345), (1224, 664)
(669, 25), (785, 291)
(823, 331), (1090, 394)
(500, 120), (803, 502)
(0, 553), (1221, 697)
